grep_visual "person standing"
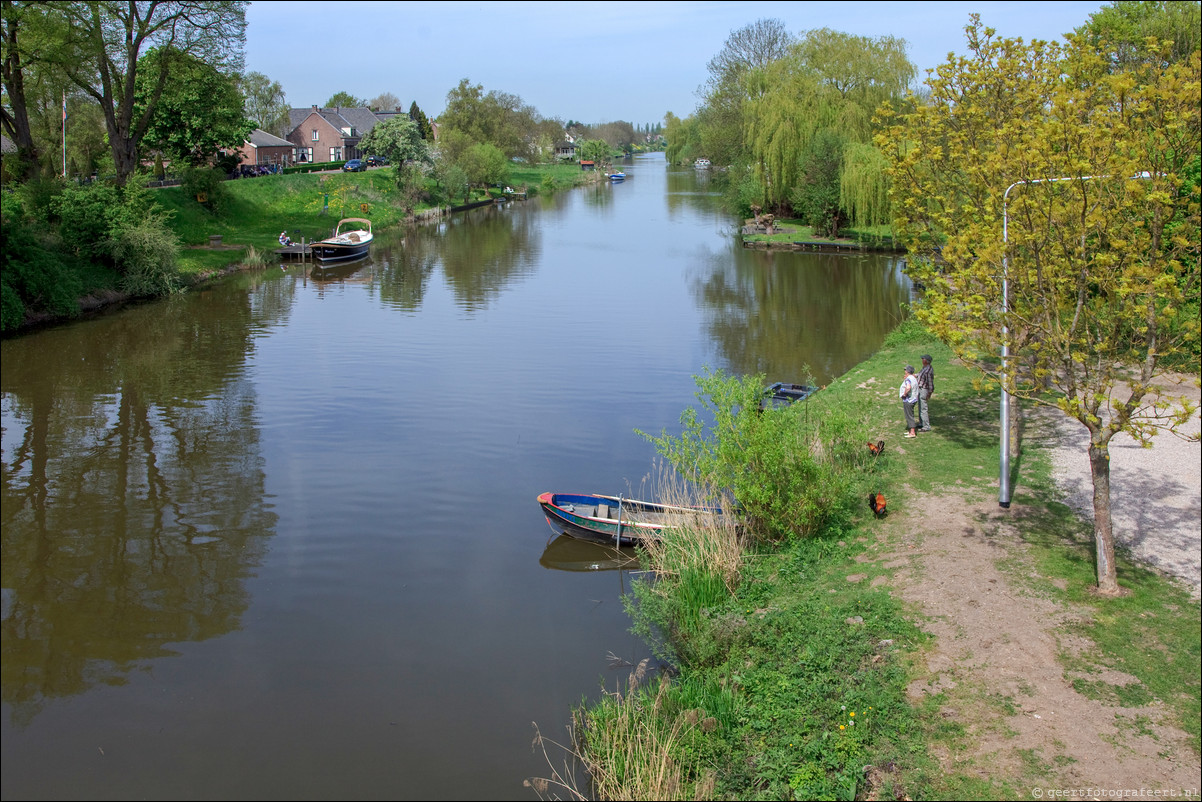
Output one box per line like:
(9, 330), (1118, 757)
(917, 354), (935, 432)
(900, 365), (919, 438)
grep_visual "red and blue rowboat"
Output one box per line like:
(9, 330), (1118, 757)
(537, 492), (725, 545)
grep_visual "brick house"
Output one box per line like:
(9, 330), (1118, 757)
(237, 128), (296, 167)
(286, 105), (399, 164)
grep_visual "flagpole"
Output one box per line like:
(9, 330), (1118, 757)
(62, 91), (67, 178)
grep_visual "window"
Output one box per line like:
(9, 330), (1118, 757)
(311, 129), (319, 142)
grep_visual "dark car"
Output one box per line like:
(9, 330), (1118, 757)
(342, 159), (366, 172)
(365, 155), (389, 166)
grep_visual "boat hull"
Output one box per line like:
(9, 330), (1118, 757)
(537, 492), (723, 546)
(761, 382), (818, 409)
(310, 241), (370, 262)
(312, 218), (373, 262)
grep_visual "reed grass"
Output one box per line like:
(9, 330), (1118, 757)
(637, 464), (744, 594)
(239, 244), (270, 268)
(567, 664), (720, 802)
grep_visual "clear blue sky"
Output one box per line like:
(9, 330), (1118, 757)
(246, 0), (1105, 125)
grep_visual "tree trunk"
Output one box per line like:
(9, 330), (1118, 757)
(1087, 440), (1120, 595)
(0, 4), (40, 180)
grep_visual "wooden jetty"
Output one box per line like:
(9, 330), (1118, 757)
(275, 241), (312, 262)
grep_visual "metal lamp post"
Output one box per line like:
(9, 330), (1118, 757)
(998, 172), (1154, 508)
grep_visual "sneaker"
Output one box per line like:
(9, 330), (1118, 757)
(904, 432), (916, 438)
(920, 427), (932, 432)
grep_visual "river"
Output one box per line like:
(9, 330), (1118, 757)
(0, 155), (911, 799)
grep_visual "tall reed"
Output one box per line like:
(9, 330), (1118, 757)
(637, 463), (744, 594)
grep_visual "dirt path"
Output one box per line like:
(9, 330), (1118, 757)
(855, 373), (1201, 798)
(860, 491), (1200, 797)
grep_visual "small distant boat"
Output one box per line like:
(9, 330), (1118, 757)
(694, 158), (711, 169)
(309, 218), (372, 262)
(537, 492), (725, 545)
(761, 382), (819, 410)
(608, 171), (626, 181)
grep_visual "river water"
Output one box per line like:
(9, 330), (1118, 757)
(1, 156), (910, 799)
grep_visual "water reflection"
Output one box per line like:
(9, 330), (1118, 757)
(694, 249), (910, 384)
(436, 204), (541, 312)
(538, 535), (640, 572)
(0, 290), (277, 725)
(375, 226), (437, 313)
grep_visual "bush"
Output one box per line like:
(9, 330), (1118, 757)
(180, 167), (229, 213)
(112, 215), (181, 297)
(53, 181), (122, 263)
(0, 215), (83, 331)
(640, 369), (854, 543)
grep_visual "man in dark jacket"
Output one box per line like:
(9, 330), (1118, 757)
(917, 354), (935, 432)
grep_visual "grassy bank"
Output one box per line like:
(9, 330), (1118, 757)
(155, 163), (601, 280)
(551, 321), (1200, 800)
(741, 219), (899, 250)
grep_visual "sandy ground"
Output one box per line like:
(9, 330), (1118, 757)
(1044, 376), (1201, 598)
(858, 375), (1201, 797)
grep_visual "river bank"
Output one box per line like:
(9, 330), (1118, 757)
(3, 162), (608, 336)
(561, 325), (1201, 800)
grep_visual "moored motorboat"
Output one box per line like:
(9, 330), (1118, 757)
(310, 217), (373, 262)
(537, 492), (725, 545)
(608, 171), (626, 181)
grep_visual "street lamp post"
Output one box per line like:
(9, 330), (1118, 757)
(998, 172), (1154, 508)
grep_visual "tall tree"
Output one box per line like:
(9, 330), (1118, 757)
(241, 70), (288, 135)
(408, 100), (432, 141)
(1076, 0), (1201, 71)
(137, 48), (251, 167)
(45, 1), (248, 184)
(743, 28), (913, 216)
(881, 18), (1201, 594)
(369, 91), (399, 112)
(438, 77), (543, 161)
(325, 90), (364, 108)
(695, 18), (796, 169)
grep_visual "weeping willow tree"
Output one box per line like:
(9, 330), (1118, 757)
(740, 28), (914, 224)
(839, 142), (892, 229)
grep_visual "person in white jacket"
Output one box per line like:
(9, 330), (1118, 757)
(899, 365), (919, 438)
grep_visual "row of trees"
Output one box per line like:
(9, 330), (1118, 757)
(665, 19), (914, 234)
(2, 0), (250, 184)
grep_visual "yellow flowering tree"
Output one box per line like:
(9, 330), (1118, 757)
(880, 17), (1201, 595)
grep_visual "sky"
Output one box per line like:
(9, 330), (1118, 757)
(245, 0), (1107, 126)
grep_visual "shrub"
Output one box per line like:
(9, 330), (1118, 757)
(0, 215), (82, 331)
(53, 181), (122, 263)
(180, 167), (229, 213)
(640, 369), (853, 543)
(112, 215), (181, 296)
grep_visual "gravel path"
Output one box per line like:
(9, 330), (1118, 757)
(1043, 375), (1201, 597)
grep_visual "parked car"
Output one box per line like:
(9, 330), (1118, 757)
(365, 155), (389, 166)
(342, 159), (366, 172)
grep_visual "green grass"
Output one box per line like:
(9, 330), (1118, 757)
(742, 218), (899, 249)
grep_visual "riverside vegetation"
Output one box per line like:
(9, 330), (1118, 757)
(529, 318), (1201, 801)
(0, 161), (601, 334)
